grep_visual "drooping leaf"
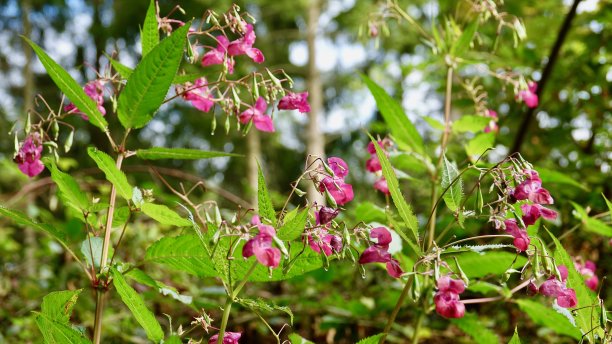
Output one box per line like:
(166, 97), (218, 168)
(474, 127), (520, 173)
(355, 334), (385, 344)
(117, 23), (189, 129)
(141, 203), (193, 227)
(451, 313), (498, 344)
(546, 228), (604, 341)
(452, 251), (527, 278)
(257, 162), (276, 225)
(362, 75), (424, 154)
(22, 37), (107, 131)
(508, 327), (521, 344)
(465, 132), (495, 159)
(516, 299), (581, 339)
(369, 135), (420, 252)
(452, 115), (491, 133)
(0, 206), (66, 243)
(451, 19), (479, 57)
(441, 156), (463, 213)
(136, 147), (240, 160)
(80, 237), (113, 268)
(277, 208), (308, 241)
(125, 268), (192, 304)
(35, 313), (92, 344)
(141, 0), (159, 57)
(537, 167), (588, 191)
(145, 234), (219, 277)
(44, 159), (89, 212)
(236, 298), (293, 325)
(41, 289), (83, 324)
(570, 201), (612, 237)
(110, 267), (164, 342)
(87, 147), (132, 201)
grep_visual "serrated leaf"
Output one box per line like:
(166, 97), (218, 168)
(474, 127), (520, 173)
(369, 135), (420, 252)
(452, 251), (527, 278)
(277, 208), (308, 241)
(356, 333), (385, 344)
(125, 268), (192, 304)
(362, 75), (424, 154)
(451, 313), (498, 344)
(141, 203), (193, 227)
(257, 163), (276, 225)
(451, 19), (479, 57)
(136, 147), (241, 160)
(22, 37), (107, 131)
(141, 0), (159, 57)
(117, 22), (189, 129)
(0, 205), (67, 243)
(80, 237), (113, 268)
(44, 159), (89, 212)
(452, 115), (491, 133)
(145, 234), (219, 277)
(35, 313), (92, 344)
(508, 327), (521, 344)
(110, 267), (164, 342)
(441, 156), (463, 213)
(87, 147), (132, 200)
(465, 132), (495, 159)
(570, 201), (612, 237)
(516, 299), (581, 339)
(536, 167), (588, 191)
(41, 289), (83, 324)
(236, 298), (294, 325)
(546, 228), (604, 341)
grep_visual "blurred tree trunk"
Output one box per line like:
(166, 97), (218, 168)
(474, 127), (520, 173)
(247, 129), (261, 208)
(306, 0), (325, 205)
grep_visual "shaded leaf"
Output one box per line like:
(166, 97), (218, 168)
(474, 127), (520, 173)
(41, 289), (83, 324)
(236, 298), (293, 325)
(277, 208), (308, 241)
(570, 201), (612, 237)
(451, 20), (479, 57)
(508, 327), (521, 344)
(537, 167), (588, 191)
(441, 156), (463, 213)
(451, 313), (498, 344)
(44, 159), (89, 212)
(0, 206), (66, 243)
(465, 132), (495, 159)
(516, 299), (581, 339)
(145, 234), (219, 278)
(35, 313), (91, 344)
(452, 251), (527, 278)
(356, 334), (385, 344)
(257, 162), (276, 225)
(80, 237), (113, 268)
(136, 147), (241, 160)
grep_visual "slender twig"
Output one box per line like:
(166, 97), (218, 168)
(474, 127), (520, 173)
(380, 275), (414, 343)
(217, 261), (259, 343)
(109, 212), (133, 267)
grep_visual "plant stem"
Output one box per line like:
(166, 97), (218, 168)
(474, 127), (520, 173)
(217, 261), (259, 343)
(411, 311), (424, 344)
(92, 290), (105, 344)
(380, 275), (414, 343)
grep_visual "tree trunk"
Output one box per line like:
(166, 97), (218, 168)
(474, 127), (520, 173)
(306, 0), (325, 205)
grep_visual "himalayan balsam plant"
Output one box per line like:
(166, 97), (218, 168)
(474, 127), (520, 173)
(1, 1), (609, 343)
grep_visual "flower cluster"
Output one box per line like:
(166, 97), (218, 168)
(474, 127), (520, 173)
(238, 97), (275, 132)
(182, 77), (215, 113)
(209, 331), (241, 344)
(307, 206), (342, 256)
(14, 133), (44, 178)
(433, 276), (466, 319)
(575, 259), (598, 291)
(516, 80), (538, 108)
(358, 227), (403, 278)
(277, 92), (310, 113)
(365, 140), (392, 195)
(242, 216), (281, 268)
(64, 80), (106, 120)
(533, 265), (577, 308)
(202, 23), (263, 74)
(318, 157), (354, 206)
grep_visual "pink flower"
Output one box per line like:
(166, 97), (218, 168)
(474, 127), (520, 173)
(64, 80), (106, 120)
(319, 177), (354, 206)
(317, 206), (340, 225)
(227, 24), (264, 63)
(278, 92), (310, 113)
(239, 97), (274, 132)
(14, 133), (44, 178)
(575, 260), (599, 291)
(183, 78), (215, 112)
(538, 266), (577, 308)
(434, 276), (466, 318)
(242, 222), (281, 268)
(504, 219), (530, 252)
(374, 178), (390, 195)
(517, 81), (539, 108)
(484, 109), (499, 133)
(201, 36), (235, 74)
(365, 156), (381, 173)
(328, 157), (349, 178)
(513, 170), (554, 205)
(308, 228), (341, 256)
(521, 203), (558, 226)
(358, 227), (403, 278)
(209, 331), (242, 344)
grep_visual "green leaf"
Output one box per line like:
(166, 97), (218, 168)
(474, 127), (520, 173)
(117, 22), (189, 129)
(423, 116), (445, 130)
(87, 147), (132, 200)
(288, 333), (314, 344)
(145, 234), (219, 277)
(451, 313), (498, 344)
(536, 167), (588, 191)
(570, 201), (612, 237)
(603, 193), (612, 222)
(125, 268), (192, 304)
(0, 205), (66, 243)
(41, 289), (83, 324)
(452, 115), (491, 133)
(165, 336), (182, 344)
(356, 333), (385, 344)
(22, 37), (107, 131)
(362, 75), (424, 154)
(516, 299), (581, 339)
(451, 19), (479, 57)
(45, 159), (89, 212)
(141, 0), (159, 57)
(236, 298), (294, 325)
(136, 147), (241, 160)
(109, 57), (133, 80)
(141, 203), (193, 227)
(80, 237), (113, 268)
(546, 228), (603, 341)
(35, 313), (92, 344)
(278, 208), (308, 241)
(441, 156), (463, 213)
(508, 327), (521, 344)
(452, 251), (527, 278)
(352, 202), (387, 224)
(257, 162), (276, 225)
(465, 132), (495, 159)
(369, 135), (421, 251)
(110, 267), (164, 342)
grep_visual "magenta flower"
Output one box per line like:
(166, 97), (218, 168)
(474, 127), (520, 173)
(434, 276), (466, 319)
(319, 177), (354, 206)
(64, 80), (106, 120)
(278, 92), (310, 113)
(317, 206), (340, 225)
(483, 109), (499, 133)
(358, 227), (403, 278)
(308, 228), (341, 256)
(521, 203), (558, 226)
(537, 265), (577, 308)
(242, 221), (281, 268)
(504, 219), (530, 252)
(183, 78), (215, 112)
(227, 24), (264, 63)
(517, 81), (539, 108)
(209, 331), (242, 344)
(14, 133), (44, 178)
(513, 170), (554, 205)
(328, 157), (349, 178)
(365, 156), (381, 173)
(239, 97), (274, 132)
(575, 260), (599, 291)
(374, 178), (390, 195)
(201, 36), (235, 74)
